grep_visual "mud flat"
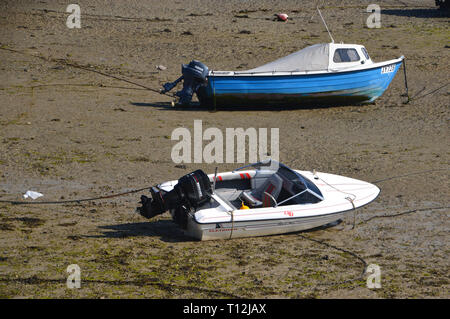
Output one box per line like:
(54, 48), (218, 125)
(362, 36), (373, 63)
(0, 0), (448, 298)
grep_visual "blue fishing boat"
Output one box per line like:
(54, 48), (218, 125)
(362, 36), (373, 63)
(161, 42), (404, 107)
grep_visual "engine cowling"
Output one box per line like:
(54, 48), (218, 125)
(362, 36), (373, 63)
(137, 169), (212, 228)
(177, 60), (209, 105)
(161, 60), (209, 106)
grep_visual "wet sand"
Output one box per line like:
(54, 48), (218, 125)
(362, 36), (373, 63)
(0, 0), (448, 298)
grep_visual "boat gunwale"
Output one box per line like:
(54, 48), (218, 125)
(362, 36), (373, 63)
(192, 168), (381, 225)
(208, 56), (404, 77)
(189, 189), (380, 228)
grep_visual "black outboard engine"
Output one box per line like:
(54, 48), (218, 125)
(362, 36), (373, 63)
(160, 60), (209, 105)
(137, 170), (212, 228)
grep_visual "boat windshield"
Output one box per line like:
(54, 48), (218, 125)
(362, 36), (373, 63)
(234, 160), (324, 206)
(275, 164), (323, 206)
(361, 47), (370, 60)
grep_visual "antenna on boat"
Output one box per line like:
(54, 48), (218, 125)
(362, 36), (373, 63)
(317, 6), (335, 43)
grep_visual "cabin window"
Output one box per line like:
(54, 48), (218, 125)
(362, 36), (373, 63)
(333, 48), (360, 63)
(361, 47), (370, 60)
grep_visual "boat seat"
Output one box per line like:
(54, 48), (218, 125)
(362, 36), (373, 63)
(240, 173), (283, 208)
(251, 169), (276, 189)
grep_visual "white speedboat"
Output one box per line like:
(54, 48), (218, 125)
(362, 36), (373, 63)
(137, 160), (380, 240)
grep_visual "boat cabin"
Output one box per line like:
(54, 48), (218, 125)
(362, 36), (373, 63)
(216, 42), (375, 75)
(328, 43), (373, 71)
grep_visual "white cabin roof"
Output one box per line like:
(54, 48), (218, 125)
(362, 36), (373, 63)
(241, 43), (373, 73)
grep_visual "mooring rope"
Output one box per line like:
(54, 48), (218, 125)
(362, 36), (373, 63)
(345, 196), (357, 229)
(298, 169), (448, 287)
(295, 205), (449, 288)
(371, 168), (449, 184)
(409, 82), (449, 102)
(359, 206), (449, 225)
(0, 275), (242, 298)
(401, 58), (448, 104)
(297, 233), (368, 286)
(312, 170), (357, 201)
(229, 210), (235, 240)
(402, 58), (410, 103)
(0, 46), (175, 97)
(0, 168), (445, 207)
(0, 186), (151, 205)
(312, 169), (358, 227)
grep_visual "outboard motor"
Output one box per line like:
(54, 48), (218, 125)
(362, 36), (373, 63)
(137, 170), (212, 228)
(161, 60), (209, 105)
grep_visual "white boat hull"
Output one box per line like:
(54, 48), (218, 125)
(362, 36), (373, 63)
(186, 211), (347, 241)
(161, 170), (380, 241)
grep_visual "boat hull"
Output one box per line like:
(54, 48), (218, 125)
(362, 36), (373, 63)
(178, 170), (380, 241)
(199, 59), (403, 107)
(156, 169), (380, 241)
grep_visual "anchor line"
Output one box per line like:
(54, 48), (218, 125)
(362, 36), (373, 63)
(283, 205), (449, 292)
(410, 82), (449, 102)
(359, 206), (449, 225)
(312, 170), (357, 201)
(297, 234), (368, 286)
(0, 186), (151, 205)
(371, 168), (449, 184)
(402, 58), (410, 103)
(0, 46), (175, 98)
(345, 196), (357, 229)
(229, 210), (235, 240)
(312, 170), (358, 226)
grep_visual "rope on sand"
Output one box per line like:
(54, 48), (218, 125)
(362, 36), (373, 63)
(409, 82), (449, 102)
(0, 275), (242, 298)
(0, 186), (151, 205)
(359, 206), (449, 225)
(371, 168), (449, 184)
(0, 167), (446, 206)
(297, 233), (368, 287)
(0, 46), (174, 97)
(298, 167), (448, 288)
(296, 205), (449, 288)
